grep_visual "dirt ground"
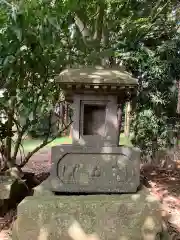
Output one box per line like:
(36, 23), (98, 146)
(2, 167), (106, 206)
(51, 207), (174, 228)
(142, 165), (180, 239)
(0, 150), (180, 239)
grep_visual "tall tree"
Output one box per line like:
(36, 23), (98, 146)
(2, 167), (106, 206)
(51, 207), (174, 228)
(0, 0), (72, 173)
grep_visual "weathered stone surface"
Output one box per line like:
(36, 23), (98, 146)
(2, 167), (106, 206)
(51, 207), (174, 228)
(72, 95), (119, 147)
(0, 176), (16, 199)
(56, 67), (138, 85)
(33, 181), (55, 197)
(48, 145), (140, 193)
(12, 187), (168, 240)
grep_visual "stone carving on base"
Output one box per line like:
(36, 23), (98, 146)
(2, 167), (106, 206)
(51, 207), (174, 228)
(48, 145), (140, 193)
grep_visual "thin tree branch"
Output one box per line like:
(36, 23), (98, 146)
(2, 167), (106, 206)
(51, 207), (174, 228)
(150, 0), (165, 20)
(151, 0), (170, 22)
(17, 141), (25, 165)
(0, 102), (22, 130)
(12, 90), (41, 161)
(12, 127), (25, 161)
(74, 14), (90, 39)
(135, 0), (170, 43)
(18, 121), (73, 168)
(6, 96), (16, 164)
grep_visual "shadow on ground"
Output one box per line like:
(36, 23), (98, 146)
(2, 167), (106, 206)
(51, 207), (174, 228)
(141, 166), (180, 238)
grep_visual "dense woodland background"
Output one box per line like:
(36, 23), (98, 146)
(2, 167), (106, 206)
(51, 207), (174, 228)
(0, 0), (180, 172)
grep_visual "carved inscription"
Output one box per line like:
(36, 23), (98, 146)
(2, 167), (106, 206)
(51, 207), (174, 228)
(59, 164), (102, 183)
(112, 162), (127, 182)
(91, 166), (101, 177)
(58, 158), (129, 184)
(59, 164), (80, 183)
(53, 151), (139, 192)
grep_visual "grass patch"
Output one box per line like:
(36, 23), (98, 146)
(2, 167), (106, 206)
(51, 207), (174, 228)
(21, 137), (72, 152)
(119, 133), (132, 147)
(20, 134), (131, 153)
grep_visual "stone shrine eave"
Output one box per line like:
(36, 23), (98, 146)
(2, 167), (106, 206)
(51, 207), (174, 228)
(55, 68), (138, 87)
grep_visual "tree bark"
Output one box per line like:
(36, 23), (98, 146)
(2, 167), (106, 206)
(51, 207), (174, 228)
(177, 80), (180, 145)
(124, 101), (131, 137)
(74, 15), (90, 40)
(93, 2), (106, 43)
(117, 104), (123, 146)
(6, 96), (16, 166)
(75, 2), (106, 49)
(177, 80), (180, 114)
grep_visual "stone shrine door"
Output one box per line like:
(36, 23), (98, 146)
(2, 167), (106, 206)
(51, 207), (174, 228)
(72, 95), (119, 147)
(83, 103), (106, 136)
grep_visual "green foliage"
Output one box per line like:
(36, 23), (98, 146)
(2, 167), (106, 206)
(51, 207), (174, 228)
(0, 0), (179, 169)
(0, 0), (71, 169)
(0, 121), (14, 140)
(28, 115), (53, 139)
(121, 41), (179, 154)
(131, 109), (171, 155)
(110, 1), (179, 155)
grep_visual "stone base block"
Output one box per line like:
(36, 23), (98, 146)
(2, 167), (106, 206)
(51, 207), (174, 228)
(12, 187), (168, 240)
(48, 145), (140, 193)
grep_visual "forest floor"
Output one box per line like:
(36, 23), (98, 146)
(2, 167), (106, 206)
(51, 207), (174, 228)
(142, 166), (180, 239)
(0, 146), (180, 239)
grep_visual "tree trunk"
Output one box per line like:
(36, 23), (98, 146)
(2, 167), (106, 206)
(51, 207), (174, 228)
(124, 102), (131, 137)
(6, 97), (16, 167)
(117, 104), (123, 146)
(74, 1), (107, 65)
(64, 102), (69, 136)
(177, 80), (180, 114)
(176, 80), (180, 145)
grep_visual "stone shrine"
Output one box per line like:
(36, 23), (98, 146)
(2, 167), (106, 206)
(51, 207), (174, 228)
(12, 67), (168, 240)
(48, 67), (140, 193)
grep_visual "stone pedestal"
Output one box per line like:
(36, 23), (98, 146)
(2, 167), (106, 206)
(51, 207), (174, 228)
(12, 187), (168, 240)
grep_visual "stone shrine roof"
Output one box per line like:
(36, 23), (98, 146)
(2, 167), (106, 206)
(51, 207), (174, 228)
(56, 67), (138, 86)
